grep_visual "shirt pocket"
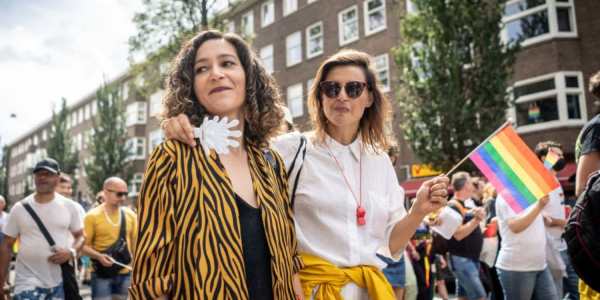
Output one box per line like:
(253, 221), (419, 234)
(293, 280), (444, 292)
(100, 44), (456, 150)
(366, 191), (389, 239)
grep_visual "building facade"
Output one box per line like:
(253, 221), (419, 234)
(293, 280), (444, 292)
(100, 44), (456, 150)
(5, 0), (599, 203)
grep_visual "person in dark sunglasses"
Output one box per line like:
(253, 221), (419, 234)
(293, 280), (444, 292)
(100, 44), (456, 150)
(161, 49), (449, 300)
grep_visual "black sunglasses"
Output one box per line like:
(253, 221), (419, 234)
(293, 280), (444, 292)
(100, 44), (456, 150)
(106, 189), (128, 198)
(319, 81), (369, 99)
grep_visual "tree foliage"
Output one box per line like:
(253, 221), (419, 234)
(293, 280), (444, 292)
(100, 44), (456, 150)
(47, 98), (79, 174)
(394, 0), (518, 171)
(85, 83), (132, 195)
(128, 0), (227, 97)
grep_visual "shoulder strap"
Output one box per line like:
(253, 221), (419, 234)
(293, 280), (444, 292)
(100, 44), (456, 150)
(263, 149), (280, 175)
(23, 203), (56, 247)
(448, 199), (467, 216)
(289, 136), (308, 207)
(118, 209), (127, 240)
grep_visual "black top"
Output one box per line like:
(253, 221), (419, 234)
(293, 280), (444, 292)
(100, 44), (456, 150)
(235, 194), (274, 300)
(576, 114), (600, 160)
(446, 199), (483, 260)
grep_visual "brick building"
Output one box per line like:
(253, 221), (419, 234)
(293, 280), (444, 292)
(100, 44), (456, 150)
(4, 0), (599, 203)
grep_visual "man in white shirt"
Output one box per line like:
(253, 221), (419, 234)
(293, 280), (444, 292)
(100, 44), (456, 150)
(0, 158), (84, 299)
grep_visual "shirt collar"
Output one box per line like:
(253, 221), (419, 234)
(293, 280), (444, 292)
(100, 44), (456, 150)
(324, 133), (362, 161)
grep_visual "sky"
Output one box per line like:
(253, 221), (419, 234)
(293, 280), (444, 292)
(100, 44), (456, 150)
(0, 0), (143, 147)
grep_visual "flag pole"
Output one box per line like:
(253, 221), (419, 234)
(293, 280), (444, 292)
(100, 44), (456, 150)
(445, 119), (514, 176)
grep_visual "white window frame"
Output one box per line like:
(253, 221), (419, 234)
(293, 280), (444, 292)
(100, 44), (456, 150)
(501, 0), (577, 48)
(283, 0), (297, 16)
(149, 89), (164, 117)
(127, 137), (146, 160)
(338, 5), (359, 46)
(226, 20), (235, 33)
(364, 0), (387, 36)
(286, 31), (302, 67)
(261, 0), (275, 28)
(374, 54), (390, 92)
(129, 173), (144, 197)
(509, 71), (587, 134)
(148, 129), (163, 153)
(260, 44), (274, 74)
(126, 102), (147, 126)
(241, 10), (254, 37)
(306, 21), (324, 59)
(287, 83), (304, 118)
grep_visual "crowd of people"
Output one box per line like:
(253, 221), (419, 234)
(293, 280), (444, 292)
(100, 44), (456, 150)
(0, 29), (598, 300)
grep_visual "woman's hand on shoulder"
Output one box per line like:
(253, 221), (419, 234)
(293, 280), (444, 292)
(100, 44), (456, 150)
(161, 113), (196, 147)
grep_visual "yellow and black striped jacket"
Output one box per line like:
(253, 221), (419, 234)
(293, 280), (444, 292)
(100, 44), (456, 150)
(129, 140), (303, 299)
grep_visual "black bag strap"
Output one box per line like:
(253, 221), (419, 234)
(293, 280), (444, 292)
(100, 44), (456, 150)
(117, 209), (126, 240)
(289, 136), (307, 207)
(23, 203), (56, 247)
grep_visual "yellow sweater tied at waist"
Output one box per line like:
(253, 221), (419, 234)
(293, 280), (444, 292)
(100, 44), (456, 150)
(298, 253), (395, 300)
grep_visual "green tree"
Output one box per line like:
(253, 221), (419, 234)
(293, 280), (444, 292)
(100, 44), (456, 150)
(128, 0), (227, 97)
(47, 98), (79, 174)
(85, 83), (132, 194)
(394, 0), (518, 171)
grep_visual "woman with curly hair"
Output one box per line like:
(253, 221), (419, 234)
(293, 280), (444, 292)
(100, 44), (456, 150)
(163, 48), (449, 299)
(129, 30), (303, 300)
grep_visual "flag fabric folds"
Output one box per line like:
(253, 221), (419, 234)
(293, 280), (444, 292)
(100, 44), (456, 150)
(469, 125), (560, 213)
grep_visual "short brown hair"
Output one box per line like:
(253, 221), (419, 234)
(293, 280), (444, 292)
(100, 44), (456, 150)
(307, 49), (392, 152)
(590, 70), (600, 99)
(451, 171), (471, 192)
(59, 173), (72, 184)
(162, 30), (284, 148)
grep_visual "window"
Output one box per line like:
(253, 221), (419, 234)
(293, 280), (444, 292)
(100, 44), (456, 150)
(241, 10), (254, 37)
(286, 31), (302, 67)
(91, 100), (97, 116)
(261, 0), (274, 27)
(338, 5), (359, 46)
(307, 78), (314, 95)
(122, 84), (129, 100)
(406, 0), (418, 14)
(226, 20), (235, 33)
(287, 84), (303, 117)
(260, 45), (274, 74)
(126, 137), (146, 160)
(78, 109), (83, 124)
(306, 22), (324, 59)
(283, 0), (297, 16)
(149, 90), (164, 117)
(84, 105), (90, 120)
(129, 173), (144, 197)
(308, 0), (318, 3)
(42, 129), (47, 141)
(502, 0), (577, 47)
(374, 54), (390, 92)
(148, 129), (163, 152)
(509, 71), (586, 133)
(364, 0), (386, 35)
(126, 102), (147, 126)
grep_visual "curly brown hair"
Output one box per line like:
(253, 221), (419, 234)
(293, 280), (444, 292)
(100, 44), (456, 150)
(307, 49), (392, 152)
(162, 30), (284, 148)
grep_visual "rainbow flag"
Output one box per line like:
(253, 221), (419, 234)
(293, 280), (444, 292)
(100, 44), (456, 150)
(544, 149), (560, 170)
(469, 125), (560, 213)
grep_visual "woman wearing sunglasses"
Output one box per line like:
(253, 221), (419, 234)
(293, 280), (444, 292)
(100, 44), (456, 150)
(162, 49), (449, 299)
(129, 30), (303, 299)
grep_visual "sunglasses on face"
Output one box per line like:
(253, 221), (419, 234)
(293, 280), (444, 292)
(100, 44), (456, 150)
(106, 189), (128, 198)
(319, 81), (369, 99)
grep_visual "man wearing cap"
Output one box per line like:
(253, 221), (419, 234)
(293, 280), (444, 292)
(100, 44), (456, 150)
(0, 158), (84, 299)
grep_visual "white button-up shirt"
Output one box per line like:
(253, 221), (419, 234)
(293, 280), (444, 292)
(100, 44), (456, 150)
(274, 132), (407, 299)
